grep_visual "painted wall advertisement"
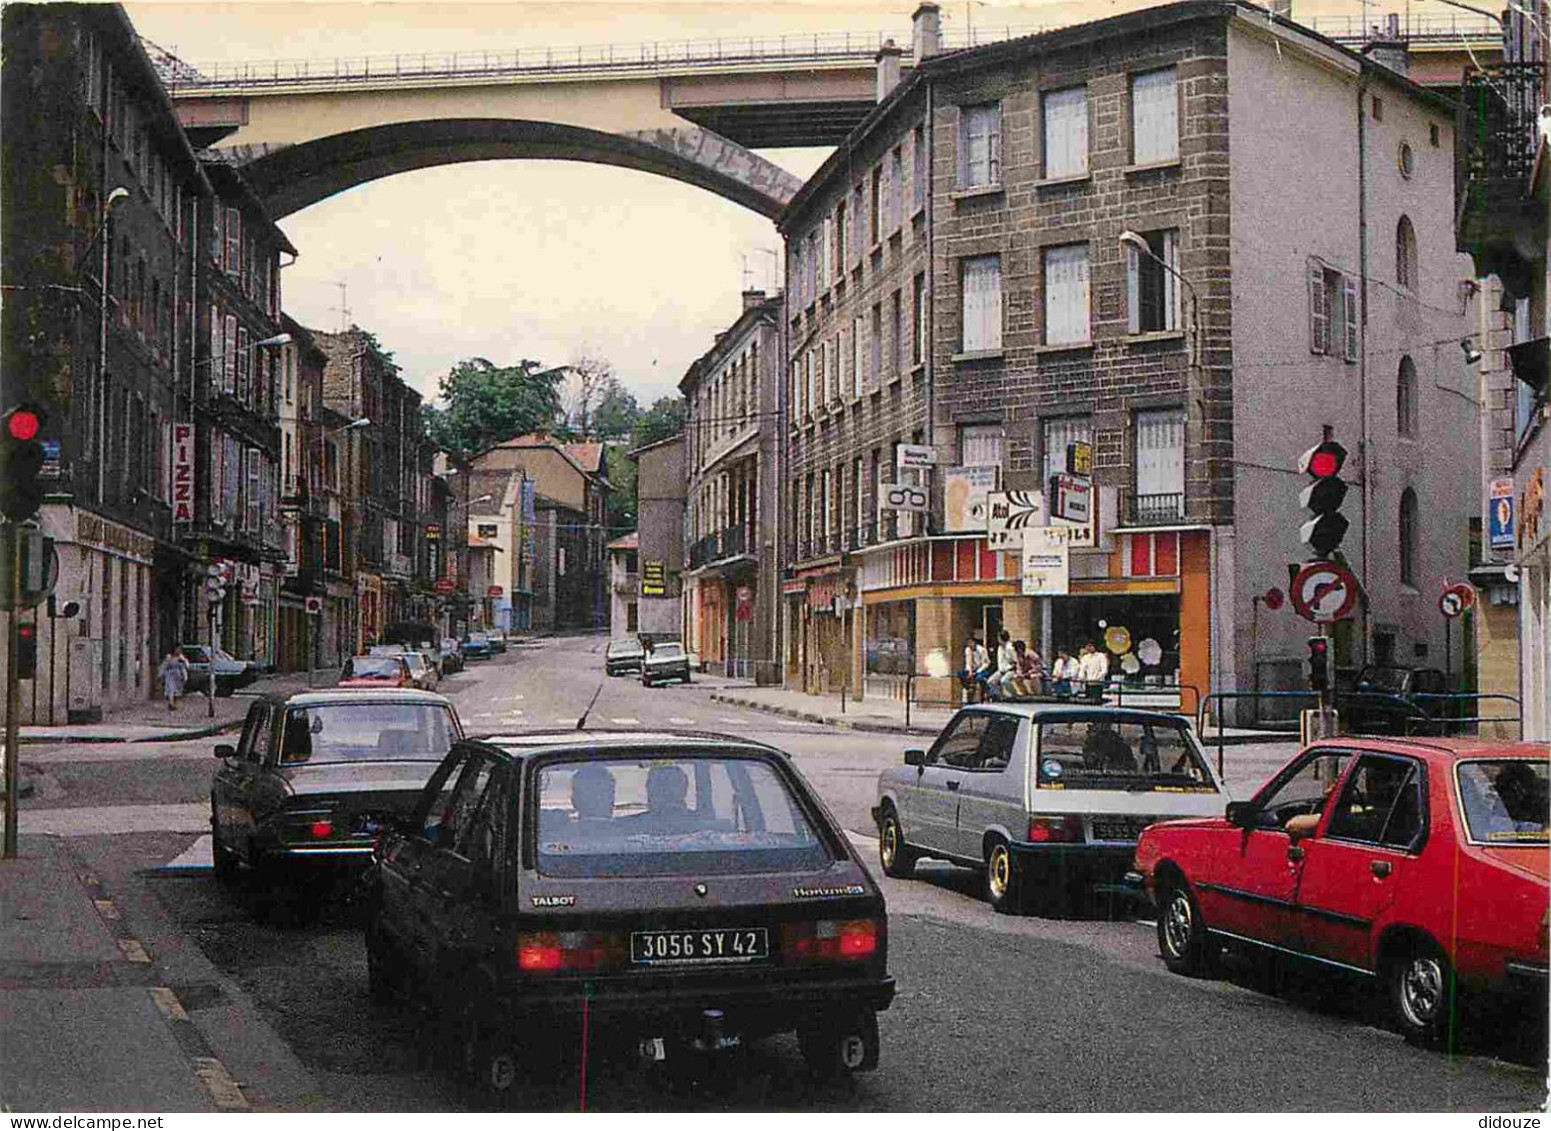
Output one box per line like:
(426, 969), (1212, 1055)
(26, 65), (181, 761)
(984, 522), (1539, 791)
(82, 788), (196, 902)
(942, 465), (999, 532)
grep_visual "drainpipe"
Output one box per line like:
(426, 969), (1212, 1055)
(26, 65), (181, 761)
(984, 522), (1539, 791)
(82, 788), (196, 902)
(1357, 72), (1372, 667)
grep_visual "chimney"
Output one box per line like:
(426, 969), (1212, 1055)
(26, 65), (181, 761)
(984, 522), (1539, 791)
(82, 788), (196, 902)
(876, 39), (903, 102)
(912, 2), (942, 64)
(742, 288), (766, 311)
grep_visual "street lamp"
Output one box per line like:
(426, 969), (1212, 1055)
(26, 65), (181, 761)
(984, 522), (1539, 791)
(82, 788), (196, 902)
(1119, 229), (1201, 367)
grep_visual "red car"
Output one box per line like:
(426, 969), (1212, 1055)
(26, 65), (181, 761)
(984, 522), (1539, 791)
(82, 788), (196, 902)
(338, 654), (412, 689)
(1131, 737), (1549, 1045)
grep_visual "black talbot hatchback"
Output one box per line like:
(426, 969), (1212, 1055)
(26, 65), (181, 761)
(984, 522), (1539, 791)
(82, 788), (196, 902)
(362, 731), (894, 1096)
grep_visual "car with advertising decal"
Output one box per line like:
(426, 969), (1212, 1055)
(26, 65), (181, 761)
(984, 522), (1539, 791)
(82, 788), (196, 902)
(362, 731), (894, 1099)
(873, 704), (1229, 915)
(210, 690), (465, 884)
(1130, 737), (1549, 1046)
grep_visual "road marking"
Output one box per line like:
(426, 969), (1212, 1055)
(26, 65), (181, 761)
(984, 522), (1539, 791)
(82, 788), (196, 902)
(668, 717), (697, 725)
(503, 710), (526, 717)
(150, 986), (189, 1022)
(118, 938), (152, 964)
(610, 717), (641, 725)
(776, 719), (812, 727)
(159, 835), (214, 871)
(718, 717), (745, 725)
(552, 718), (579, 727)
(192, 1056), (250, 1111)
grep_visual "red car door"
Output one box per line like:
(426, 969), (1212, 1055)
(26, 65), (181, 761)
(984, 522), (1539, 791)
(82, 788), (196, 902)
(1197, 749), (1353, 946)
(1292, 753), (1424, 971)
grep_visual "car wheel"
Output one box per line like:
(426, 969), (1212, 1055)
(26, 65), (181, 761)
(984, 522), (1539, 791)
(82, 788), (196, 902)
(210, 798), (239, 886)
(1386, 938), (1455, 1047)
(877, 806), (917, 879)
(798, 1010), (880, 1077)
(984, 838), (1024, 915)
(1156, 875), (1213, 976)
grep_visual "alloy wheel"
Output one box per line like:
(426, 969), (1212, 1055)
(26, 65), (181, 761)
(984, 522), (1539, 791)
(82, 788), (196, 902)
(1398, 954), (1445, 1028)
(1163, 888), (1194, 959)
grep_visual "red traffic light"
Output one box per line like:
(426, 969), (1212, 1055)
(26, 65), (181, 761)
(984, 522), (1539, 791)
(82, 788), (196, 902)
(5, 408), (40, 442)
(1308, 451), (1338, 477)
(18, 623), (35, 640)
(1307, 636), (1329, 657)
(1299, 440), (1348, 479)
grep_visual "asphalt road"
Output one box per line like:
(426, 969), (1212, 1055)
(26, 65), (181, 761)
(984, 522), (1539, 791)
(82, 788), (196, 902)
(21, 635), (1550, 1112)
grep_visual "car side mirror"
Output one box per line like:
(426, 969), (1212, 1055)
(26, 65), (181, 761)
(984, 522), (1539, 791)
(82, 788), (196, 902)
(1225, 801), (1258, 827)
(214, 743), (236, 760)
(1284, 812), (1320, 840)
(904, 748), (928, 767)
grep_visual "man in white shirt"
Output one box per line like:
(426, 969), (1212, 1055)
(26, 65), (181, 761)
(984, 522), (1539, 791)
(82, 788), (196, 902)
(988, 631), (1017, 698)
(1078, 642), (1110, 701)
(962, 635), (992, 702)
(1050, 648), (1078, 696)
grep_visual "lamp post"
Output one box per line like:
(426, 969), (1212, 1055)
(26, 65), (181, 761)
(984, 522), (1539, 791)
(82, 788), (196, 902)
(92, 187), (131, 504)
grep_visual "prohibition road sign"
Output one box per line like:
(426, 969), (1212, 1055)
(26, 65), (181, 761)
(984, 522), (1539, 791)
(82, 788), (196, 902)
(1291, 561), (1359, 623)
(1438, 582), (1475, 618)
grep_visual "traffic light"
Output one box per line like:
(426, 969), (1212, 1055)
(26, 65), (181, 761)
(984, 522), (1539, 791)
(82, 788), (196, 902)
(206, 563), (230, 605)
(1, 405), (47, 521)
(1306, 635), (1331, 692)
(1299, 439), (1349, 559)
(16, 622), (37, 680)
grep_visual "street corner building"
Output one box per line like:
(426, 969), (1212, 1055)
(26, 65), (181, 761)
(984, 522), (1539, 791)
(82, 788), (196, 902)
(776, 0), (1485, 719)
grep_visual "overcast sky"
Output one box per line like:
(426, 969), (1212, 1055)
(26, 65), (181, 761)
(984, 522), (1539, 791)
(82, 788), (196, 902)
(124, 0), (1388, 411)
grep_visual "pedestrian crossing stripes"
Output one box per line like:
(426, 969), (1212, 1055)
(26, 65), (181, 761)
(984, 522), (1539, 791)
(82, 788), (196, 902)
(609, 717), (640, 725)
(667, 716), (697, 725)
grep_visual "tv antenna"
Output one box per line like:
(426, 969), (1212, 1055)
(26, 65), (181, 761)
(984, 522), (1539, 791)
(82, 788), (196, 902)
(330, 281), (352, 331)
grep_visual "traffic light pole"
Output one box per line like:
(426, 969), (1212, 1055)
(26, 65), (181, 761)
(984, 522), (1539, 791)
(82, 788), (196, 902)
(207, 595), (217, 720)
(5, 525), (23, 859)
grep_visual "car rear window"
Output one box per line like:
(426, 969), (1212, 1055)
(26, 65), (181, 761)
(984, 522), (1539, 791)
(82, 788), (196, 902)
(534, 756), (831, 877)
(1457, 759), (1549, 844)
(650, 644), (684, 659)
(279, 704), (458, 764)
(1035, 716), (1216, 792)
(607, 641), (641, 656)
(345, 657), (403, 678)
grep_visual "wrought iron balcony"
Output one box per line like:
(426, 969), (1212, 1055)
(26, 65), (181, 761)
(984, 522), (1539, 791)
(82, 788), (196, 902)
(1123, 492), (1186, 526)
(1457, 63), (1547, 272)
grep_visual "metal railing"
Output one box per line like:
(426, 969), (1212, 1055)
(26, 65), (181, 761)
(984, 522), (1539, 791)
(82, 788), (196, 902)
(1124, 492), (1186, 526)
(151, 14), (1500, 92)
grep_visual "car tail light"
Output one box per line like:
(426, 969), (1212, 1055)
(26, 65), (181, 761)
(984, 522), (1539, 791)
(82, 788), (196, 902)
(780, 919), (879, 962)
(517, 931), (625, 973)
(1028, 815), (1085, 843)
(309, 820), (333, 839)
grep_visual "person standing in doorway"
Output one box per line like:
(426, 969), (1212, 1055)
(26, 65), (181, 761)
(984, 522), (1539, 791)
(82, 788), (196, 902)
(1078, 641), (1111, 701)
(159, 648), (189, 712)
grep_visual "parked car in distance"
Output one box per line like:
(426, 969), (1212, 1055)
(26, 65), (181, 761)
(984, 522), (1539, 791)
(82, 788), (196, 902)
(439, 638), (465, 675)
(1131, 737), (1549, 1046)
(874, 705), (1229, 915)
(1341, 666), (1452, 736)
(641, 642), (691, 687)
(401, 650), (438, 691)
(363, 731), (894, 1096)
(489, 630), (509, 654)
(211, 690), (464, 884)
(463, 633), (493, 661)
(605, 638), (646, 676)
(340, 654), (413, 689)
(181, 644), (258, 697)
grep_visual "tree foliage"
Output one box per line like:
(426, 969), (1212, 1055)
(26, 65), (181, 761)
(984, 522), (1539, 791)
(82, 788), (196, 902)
(633, 397), (686, 449)
(603, 396), (686, 531)
(592, 379), (642, 440)
(424, 357), (565, 457)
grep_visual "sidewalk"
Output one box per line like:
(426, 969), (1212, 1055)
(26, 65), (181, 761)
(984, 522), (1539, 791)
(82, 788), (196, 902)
(17, 669), (343, 745)
(702, 677), (1294, 744)
(0, 836), (229, 1111)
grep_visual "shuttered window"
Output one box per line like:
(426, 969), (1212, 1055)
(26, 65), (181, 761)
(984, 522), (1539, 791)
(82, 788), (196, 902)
(1308, 262), (1331, 354)
(1341, 276), (1359, 361)
(960, 424), (1003, 468)
(1042, 417), (1091, 485)
(959, 103), (1002, 188)
(912, 124), (927, 211)
(961, 255), (1002, 352)
(1135, 409), (1186, 500)
(1042, 86), (1089, 178)
(1043, 244), (1090, 346)
(1131, 67), (1179, 164)
(852, 316), (866, 398)
(889, 147), (904, 232)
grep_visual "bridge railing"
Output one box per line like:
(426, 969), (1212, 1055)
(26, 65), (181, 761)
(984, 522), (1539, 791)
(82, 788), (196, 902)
(152, 14), (1501, 92)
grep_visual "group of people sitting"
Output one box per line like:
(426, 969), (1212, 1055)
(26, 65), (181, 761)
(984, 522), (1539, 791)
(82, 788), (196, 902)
(960, 631), (1112, 703)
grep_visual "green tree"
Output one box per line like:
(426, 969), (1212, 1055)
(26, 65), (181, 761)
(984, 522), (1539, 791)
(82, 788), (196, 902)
(632, 396), (686, 448)
(425, 357), (566, 456)
(592, 379), (641, 440)
(602, 396), (685, 531)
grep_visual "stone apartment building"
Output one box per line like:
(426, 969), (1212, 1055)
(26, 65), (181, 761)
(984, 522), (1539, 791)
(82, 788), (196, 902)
(681, 290), (783, 681)
(629, 433), (687, 642)
(2, 5), (214, 721)
(780, 1), (1477, 710)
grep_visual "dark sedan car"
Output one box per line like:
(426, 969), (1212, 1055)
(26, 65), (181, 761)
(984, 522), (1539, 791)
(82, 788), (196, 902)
(210, 690), (464, 884)
(363, 731), (894, 1099)
(605, 638), (646, 676)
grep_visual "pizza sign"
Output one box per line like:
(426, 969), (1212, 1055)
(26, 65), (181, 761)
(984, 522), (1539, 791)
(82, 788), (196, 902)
(171, 424), (195, 523)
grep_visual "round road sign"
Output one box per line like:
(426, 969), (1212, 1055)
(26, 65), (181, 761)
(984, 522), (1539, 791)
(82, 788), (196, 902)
(1262, 587), (1285, 611)
(1290, 561), (1360, 623)
(1439, 590), (1464, 618)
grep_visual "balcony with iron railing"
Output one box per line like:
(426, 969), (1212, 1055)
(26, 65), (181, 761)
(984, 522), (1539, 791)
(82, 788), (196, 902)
(1456, 62), (1547, 265)
(686, 524), (754, 571)
(1122, 492), (1187, 527)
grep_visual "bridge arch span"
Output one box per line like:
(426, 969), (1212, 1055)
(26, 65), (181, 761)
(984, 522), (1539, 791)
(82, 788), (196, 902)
(218, 117), (802, 219)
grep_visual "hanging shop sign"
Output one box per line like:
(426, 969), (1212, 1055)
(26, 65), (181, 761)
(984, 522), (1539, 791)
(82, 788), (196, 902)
(896, 443), (937, 469)
(1067, 440), (1094, 477)
(1048, 473), (1091, 524)
(171, 424), (195, 524)
(425, 524), (442, 542)
(986, 491), (1045, 550)
(882, 483), (929, 514)
(1488, 479), (1515, 551)
(942, 466), (998, 532)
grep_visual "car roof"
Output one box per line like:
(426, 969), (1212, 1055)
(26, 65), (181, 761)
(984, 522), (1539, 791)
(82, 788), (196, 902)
(1300, 735), (1550, 762)
(965, 702), (1194, 725)
(257, 689), (454, 708)
(467, 729), (786, 761)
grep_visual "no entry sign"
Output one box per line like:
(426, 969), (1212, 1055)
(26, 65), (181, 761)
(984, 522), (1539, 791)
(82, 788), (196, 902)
(1290, 561), (1359, 623)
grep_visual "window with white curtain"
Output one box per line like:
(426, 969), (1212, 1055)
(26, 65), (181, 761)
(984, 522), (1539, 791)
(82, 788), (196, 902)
(961, 255), (1003, 352)
(1042, 86), (1089, 178)
(912, 272), (927, 365)
(1134, 408), (1186, 518)
(960, 424), (1003, 468)
(959, 102), (1002, 188)
(1042, 417), (1091, 485)
(1043, 244), (1091, 345)
(1126, 229), (1181, 333)
(852, 316), (865, 398)
(1131, 67), (1179, 165)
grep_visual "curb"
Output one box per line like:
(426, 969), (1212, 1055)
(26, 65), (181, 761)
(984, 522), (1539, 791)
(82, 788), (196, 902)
(19, 717), (243, 746)
(709, 692), (941, 737)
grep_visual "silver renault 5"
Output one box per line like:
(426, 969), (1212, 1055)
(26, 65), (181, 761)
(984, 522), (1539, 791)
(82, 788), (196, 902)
(872, 704), (1230, 915)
